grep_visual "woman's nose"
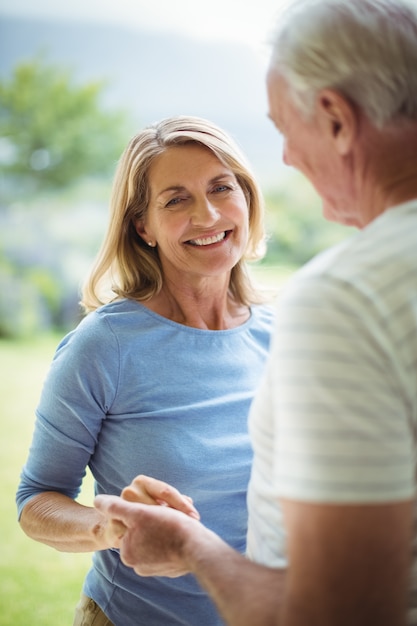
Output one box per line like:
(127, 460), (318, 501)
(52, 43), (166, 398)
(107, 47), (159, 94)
(190, 198), (219, 225)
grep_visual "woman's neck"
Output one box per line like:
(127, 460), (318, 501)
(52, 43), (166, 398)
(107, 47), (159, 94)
(142, 278), (250, 330)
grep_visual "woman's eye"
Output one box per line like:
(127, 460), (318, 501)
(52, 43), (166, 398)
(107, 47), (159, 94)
(165, 197), (183, 207)
(213, 184), (230, 193)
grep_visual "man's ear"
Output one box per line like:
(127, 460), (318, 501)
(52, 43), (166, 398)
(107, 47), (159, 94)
(317, 89), (358, 156)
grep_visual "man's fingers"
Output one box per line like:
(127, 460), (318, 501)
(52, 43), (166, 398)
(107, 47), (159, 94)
(111, 519), (128, 538)
(94, 494), (133, 525)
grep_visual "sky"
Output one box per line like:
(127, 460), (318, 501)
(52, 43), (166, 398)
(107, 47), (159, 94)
(0, 0), (288, 60)
(0, 0), (291, 185)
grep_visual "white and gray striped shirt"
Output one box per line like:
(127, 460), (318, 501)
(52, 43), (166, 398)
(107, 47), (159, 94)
(247, 199), (417, 621)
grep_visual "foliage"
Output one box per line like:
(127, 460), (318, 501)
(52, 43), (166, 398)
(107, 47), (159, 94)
(0, 183), (108, 339)
(262, 170), (354, 266)
(0, 56), (129, 198)
(0, 56), (131, 338)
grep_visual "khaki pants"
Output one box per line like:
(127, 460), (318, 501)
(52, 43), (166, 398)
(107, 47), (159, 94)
(73, 593), (114, 626)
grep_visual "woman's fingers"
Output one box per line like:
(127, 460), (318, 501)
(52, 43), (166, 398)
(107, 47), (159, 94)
(121, 475), (200, 520)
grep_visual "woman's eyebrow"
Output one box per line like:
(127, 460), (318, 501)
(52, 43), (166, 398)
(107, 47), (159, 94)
(155, 173), (234, 199)
(155, 185), (186, 199)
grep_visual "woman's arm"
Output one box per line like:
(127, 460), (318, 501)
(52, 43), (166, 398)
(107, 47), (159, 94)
(20, 476), (200, 553)
(19, 492), (113, 552)
(17, 320), (124, 553)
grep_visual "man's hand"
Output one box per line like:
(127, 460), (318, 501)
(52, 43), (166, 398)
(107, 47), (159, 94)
(94, 494), (202, 577)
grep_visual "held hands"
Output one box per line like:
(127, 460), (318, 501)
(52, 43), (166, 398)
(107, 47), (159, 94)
(95, 475), (201, 577)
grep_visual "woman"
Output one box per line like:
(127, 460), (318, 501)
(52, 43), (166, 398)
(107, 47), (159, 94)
(16, 116), (274, 626)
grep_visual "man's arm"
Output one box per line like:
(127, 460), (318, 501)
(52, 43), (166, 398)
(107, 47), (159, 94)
(183, 527), (286, 626)
(95, 495), (413, 626)
(95, 495), (286, 624)
(205, 499), (413, 626)
(279, 498), (413, 626)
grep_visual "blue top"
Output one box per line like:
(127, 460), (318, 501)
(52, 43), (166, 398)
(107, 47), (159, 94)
(17, 298), (274, 626)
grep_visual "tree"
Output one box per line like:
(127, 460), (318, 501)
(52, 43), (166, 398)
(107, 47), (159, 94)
(0, 56), (129, 198)
(262, 171), (354, 266)
(0, 57), (131, 338)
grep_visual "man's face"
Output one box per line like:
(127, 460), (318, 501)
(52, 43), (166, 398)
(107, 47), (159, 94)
(267, 68), (358, 226)
(267, 69), (320, 174)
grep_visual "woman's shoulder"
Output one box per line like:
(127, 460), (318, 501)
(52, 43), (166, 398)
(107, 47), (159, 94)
(249, 303), (276, 340)
(251, 302), (276, 324)
(85, 298), (150, 329)
(58, 299), (147, 350)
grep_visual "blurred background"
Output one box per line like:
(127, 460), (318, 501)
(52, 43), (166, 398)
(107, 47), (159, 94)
(0, 0), (352, 339)
(0, 1), (353, 624)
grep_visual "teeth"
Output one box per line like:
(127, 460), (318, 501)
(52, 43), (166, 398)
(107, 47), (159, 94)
(189, 232), (226, 246)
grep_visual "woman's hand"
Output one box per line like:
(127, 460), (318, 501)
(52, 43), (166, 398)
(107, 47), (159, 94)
(121, 474), (200, 520)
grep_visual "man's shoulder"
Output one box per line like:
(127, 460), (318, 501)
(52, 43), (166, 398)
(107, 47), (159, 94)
(295, 201), (417, 287)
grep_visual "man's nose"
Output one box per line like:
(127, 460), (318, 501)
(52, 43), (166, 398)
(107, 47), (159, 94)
(282, 140), (291, 166)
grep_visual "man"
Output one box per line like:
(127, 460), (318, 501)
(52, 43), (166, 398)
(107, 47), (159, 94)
(95, 0), (417, 624)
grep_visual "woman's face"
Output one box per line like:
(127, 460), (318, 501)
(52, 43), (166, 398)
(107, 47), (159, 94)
(135, 143), (250, 285)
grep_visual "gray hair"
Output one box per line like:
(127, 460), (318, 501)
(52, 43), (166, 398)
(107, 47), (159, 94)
(269, 0), (417, 126)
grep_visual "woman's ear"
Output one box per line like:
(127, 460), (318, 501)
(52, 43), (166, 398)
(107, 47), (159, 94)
(134, 219), (147, 238)
(317, 89), (358, 156)
(134, 219), (154, 246)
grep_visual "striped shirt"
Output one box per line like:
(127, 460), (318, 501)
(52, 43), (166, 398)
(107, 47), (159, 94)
(247, 199), (417, 621)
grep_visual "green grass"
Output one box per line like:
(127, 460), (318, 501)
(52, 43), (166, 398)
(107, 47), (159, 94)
(1, 335), (94, 626)
(0, 266), (294, 625)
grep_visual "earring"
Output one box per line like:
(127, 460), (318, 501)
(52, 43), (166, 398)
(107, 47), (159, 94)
(148, 241), (155, 247)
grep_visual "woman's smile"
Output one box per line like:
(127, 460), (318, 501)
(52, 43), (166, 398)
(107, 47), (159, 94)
(185, 230), (232, 247)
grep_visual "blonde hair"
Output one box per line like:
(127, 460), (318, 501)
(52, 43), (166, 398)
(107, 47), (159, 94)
(81, 116), (266, 313)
